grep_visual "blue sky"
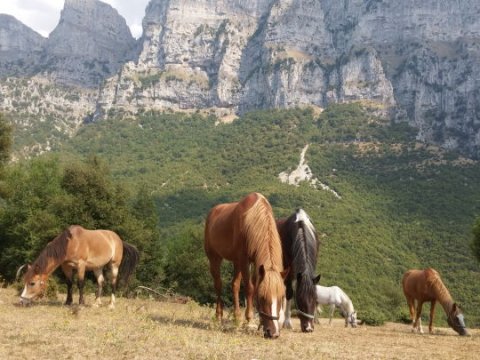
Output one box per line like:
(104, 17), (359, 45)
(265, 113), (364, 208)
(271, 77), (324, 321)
(0, 0), (150, 38)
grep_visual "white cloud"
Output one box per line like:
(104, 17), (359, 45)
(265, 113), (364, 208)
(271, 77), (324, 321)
(0, 0), (150, 38)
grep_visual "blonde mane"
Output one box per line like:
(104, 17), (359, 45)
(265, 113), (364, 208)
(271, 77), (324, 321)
(426, 268), (453, 304)
(243, 193), (283, 272)
(30, 229), (71, 275)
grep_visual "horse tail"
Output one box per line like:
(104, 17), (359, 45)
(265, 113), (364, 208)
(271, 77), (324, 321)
(119, 242), (140, 286)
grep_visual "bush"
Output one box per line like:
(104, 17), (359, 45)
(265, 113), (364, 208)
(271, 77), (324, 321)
(359, 308), (387, 326)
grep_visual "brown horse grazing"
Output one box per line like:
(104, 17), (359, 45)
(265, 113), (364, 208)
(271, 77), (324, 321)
(402, 268), (468, 336)
(277, 209), (320, 332)
(204, 192), (287, 338)
(17, 225), (139, 309)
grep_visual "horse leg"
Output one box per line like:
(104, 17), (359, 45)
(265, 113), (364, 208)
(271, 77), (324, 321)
(406, 296), (416, 332)
(429, 300), (436, 334)
(108, 264), (119, 310)
(93, 268), (104, 307)
(232, 263), (243, 325)
(414, 301), (424, 334)
(283, 279), (294, 329)
(329, 304), (335, 325)
(208, 255), (223, 322)
(315, 305), (322, 325)
(77, 264), (86, 305)
(241, 263), (255, 328)
(61, 264), (74, 306)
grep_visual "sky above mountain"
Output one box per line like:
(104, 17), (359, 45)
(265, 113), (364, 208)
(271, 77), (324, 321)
(0, 0), (150, 38)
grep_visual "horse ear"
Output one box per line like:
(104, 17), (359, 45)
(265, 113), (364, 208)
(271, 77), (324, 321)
(313, 274), (321, 284)
(259, 265), (266, 280)
(16, 264), (29, 281)
(281, 267), (290, 280)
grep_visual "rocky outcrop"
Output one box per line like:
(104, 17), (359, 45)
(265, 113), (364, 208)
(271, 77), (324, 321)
(0, 14), (45, 77)
(42, 0), (137, 87)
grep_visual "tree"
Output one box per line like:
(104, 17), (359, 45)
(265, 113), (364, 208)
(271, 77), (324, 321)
(0, 113), (12, 198)
(0, 155), (159, 284)
(472, 217), (480, 263)
(0, 113), (12, 165)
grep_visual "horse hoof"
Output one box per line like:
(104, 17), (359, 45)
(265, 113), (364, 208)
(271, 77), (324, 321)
(283, 321), (293, 329)
(108, 304), (115, 310)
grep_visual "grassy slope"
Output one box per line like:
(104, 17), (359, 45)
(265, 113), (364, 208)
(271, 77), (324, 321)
(0, 288), (479, 359)
(55, 105), (480, 326)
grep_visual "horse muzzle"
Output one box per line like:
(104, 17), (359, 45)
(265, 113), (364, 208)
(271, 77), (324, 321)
(19, 296), (32, 306)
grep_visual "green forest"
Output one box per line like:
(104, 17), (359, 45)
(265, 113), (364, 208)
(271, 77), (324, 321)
(1, 104), (480, 327)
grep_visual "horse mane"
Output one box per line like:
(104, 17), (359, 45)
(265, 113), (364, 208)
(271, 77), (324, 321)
(32, 228), (71, 273)
(243, 193), (283, 272)
(290, 209), (318, 276)
(425, 268), (453, 304)
(289, 209), (318, 300)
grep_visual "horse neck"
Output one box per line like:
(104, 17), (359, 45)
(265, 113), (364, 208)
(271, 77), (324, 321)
(33, 231), (70, 275)
(430, 276), (454, 314)
(33, 250), (63, 276)
(244, 197), (283, 272)
(340, 294), (354, 314)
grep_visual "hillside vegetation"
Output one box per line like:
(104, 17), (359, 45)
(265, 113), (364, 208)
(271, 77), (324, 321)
(3, 104), (480, 327)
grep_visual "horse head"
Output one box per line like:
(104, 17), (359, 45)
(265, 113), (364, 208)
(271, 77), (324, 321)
(295, 273), (321, 332)
(447, 303), (468, 336)
(348, 311), (358, 328)
(256, 265), (288, 338)
(18, 264), (48, 305)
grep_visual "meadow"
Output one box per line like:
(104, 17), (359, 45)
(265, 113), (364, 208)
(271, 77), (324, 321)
(0, 288), (478, 360)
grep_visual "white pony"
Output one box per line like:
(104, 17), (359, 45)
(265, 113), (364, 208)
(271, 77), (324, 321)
(315, 285), (358, 327)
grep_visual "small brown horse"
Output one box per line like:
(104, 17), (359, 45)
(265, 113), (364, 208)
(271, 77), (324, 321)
(402, 268), (468, 336)
(18, 225), (139, 309)
(204, 192), (287, 338)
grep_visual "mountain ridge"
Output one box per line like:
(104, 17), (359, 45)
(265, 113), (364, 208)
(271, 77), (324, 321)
(1, 0), (480, 158)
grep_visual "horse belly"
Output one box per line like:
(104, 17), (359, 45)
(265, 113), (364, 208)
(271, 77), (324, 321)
(206, 217), (243, 261)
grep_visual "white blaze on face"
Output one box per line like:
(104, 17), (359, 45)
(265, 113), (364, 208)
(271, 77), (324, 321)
(279, 297), (286, 328)
(20, 286), (28, 299)
(271, 296), (279, 336)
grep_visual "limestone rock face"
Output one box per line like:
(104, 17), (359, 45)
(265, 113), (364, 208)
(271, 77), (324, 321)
(2, 0), (480, 157)
(42, 0), (137, 87)
(98, 0), (480, 157)
(0, 14), (46, 77)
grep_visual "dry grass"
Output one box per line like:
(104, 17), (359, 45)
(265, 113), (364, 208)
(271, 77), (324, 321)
(0, 288), (478, 359)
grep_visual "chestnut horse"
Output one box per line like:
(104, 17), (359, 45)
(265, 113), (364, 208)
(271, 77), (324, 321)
(277, 209), (320, 332)
(18, 225), (139, 309)
(402, 268), (468, 336)
(204, 192), (287, 338)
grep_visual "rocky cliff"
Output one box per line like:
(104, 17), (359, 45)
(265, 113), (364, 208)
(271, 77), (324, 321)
(0, 14), (46, 77)
(1, 0), (480, 157)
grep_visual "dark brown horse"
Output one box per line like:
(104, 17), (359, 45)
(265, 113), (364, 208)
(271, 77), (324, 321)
(277, 209), (320, 332)
(18, 225), (139, 309)
(204, 192), (287, 338)
(402, 268), (468, 336)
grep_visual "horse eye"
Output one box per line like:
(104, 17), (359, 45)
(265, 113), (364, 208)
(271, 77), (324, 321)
(29, 282), (35, 286)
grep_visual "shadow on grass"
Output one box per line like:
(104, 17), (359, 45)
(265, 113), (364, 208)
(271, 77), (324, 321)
(149, 314), (251, 334)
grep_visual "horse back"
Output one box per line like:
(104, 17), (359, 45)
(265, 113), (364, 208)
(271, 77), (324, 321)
(402, 268), (438, 301)
(66, 225), (123, 267)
